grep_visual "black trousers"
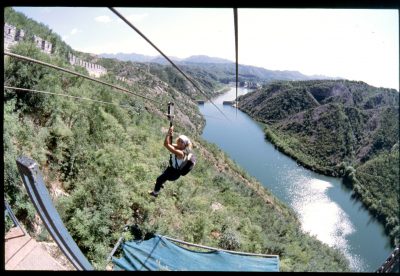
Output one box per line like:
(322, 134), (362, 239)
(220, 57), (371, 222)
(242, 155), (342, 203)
(154, 166), (181, 192)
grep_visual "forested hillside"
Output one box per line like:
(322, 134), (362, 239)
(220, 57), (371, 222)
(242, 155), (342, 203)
(238, 80), (399, 245)
(3, 7), (352, 271)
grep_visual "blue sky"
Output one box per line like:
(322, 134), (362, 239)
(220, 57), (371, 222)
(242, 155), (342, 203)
(12, 7), (399, 90)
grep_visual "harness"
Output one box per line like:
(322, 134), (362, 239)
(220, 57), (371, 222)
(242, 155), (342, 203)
(172, 149), (190, 170)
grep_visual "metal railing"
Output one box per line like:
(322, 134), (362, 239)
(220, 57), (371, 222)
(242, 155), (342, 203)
(4, 200), (26, 235)
(16, 156), (93, 271)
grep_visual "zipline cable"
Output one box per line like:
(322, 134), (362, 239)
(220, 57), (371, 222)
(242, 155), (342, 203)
(4, 51), (164, 106)
(234, 7), (239, 115)
(109, 7), (230, 122)
(4, 52), (214, 127)
(4, 86), (140, 111)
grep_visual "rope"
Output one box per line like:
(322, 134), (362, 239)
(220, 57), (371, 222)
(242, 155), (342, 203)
(4, 86), (140, 111)
(234, 8), (239, 110)
(109, 7), (230, 122)
(4, 51), (163, 106)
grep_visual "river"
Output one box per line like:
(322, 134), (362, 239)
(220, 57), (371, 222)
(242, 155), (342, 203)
(198, 87), (393, 272)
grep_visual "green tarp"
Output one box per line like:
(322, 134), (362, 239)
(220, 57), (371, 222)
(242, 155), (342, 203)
(112, 235), (279, 271)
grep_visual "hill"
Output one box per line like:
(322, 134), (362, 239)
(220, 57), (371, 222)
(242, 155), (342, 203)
(238, 79), (399, 245)
(99, 52), (339, 85)
(182, 55), (233, 64)
(99, 52), (160, 63)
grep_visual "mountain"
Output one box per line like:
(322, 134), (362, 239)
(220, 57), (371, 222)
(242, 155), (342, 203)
(97, 52), (340, 103)
(99, 52), (183, 64)
(99, 53), (231, 64)
(238, 79), (399, 245)
(99, 52), (155, 63)
(149, 55), (183, 64)
(99, 52), (338, 83)
(239, 79), (399, 168)
(235, 64), (338, 82)
(183, 55), (233, 64)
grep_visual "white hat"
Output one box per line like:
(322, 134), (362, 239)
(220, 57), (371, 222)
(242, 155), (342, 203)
(178, 135), (190, 146)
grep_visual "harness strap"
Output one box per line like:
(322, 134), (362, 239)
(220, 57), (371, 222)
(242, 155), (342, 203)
(172, 149), (189, 169)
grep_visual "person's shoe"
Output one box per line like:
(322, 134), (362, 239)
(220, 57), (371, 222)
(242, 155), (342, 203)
(148, 190), (159, 197)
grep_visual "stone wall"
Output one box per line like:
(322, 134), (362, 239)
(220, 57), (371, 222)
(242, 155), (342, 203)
(4, 23), (25, 51)
(116, 75), (134, 84)
(4, 23), (107, 78)
(4, 23), (51, 54)
(33, 35), (52, 54)
(68, 53), (107, 78)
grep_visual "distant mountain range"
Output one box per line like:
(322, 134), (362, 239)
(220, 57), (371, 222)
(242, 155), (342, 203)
(99, 52), (340, 82)
(99, 53), (233, 64)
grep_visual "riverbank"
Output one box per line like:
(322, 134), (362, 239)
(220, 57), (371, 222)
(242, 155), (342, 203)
(210, 86), (232, 99)
(237, 109), (340, 177)
(238, 107), (398, 248)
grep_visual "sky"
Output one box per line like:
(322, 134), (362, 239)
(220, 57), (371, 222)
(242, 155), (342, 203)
(11, 7), (400, 91)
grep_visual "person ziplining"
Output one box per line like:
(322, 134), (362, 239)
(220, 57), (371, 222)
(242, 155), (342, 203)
(149, 102), (196, 197)
(148, 126), (194, 197)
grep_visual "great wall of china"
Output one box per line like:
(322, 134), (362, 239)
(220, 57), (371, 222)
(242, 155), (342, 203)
(67, 53), (107, 78)
(4, 23), (107, 78)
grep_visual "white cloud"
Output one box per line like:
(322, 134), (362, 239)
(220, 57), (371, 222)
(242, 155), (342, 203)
(70, 28), (79, 35)
(95, 15), (112, 23)
(63, 28), (81, 41)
